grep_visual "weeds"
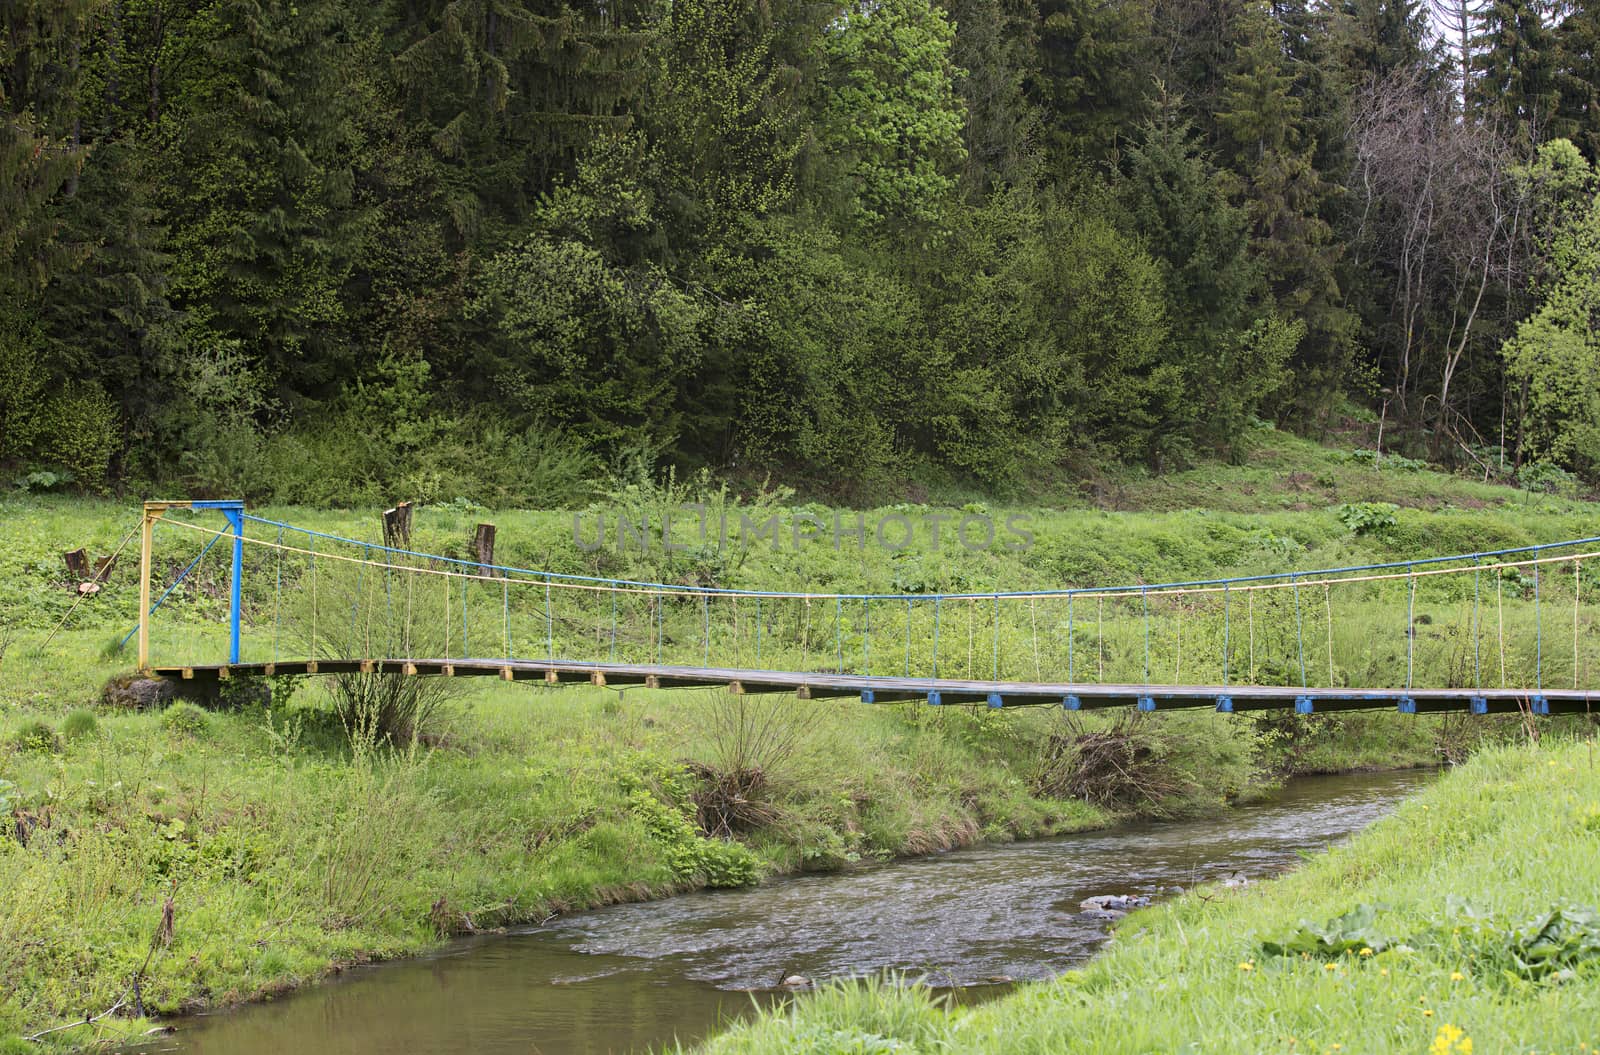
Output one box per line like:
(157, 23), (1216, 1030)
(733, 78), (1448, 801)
(686, 692), (812, 836)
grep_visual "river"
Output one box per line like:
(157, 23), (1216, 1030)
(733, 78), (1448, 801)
(130, 768), (1431, 1055)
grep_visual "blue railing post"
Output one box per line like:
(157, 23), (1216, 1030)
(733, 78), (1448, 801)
(225, 507), (244, 664)
(193, 500), (247, 665)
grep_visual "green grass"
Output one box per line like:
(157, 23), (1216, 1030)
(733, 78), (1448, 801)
(1, 428), (1595, 1046)
(689, 738), (1600, 1055)
(0, 633), (1130, 1048)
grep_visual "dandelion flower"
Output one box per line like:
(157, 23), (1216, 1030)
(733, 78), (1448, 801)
(1424, 1009), (1435, 1017)
(1239, 962), (1254, 972)
(1429, 1023), (1473, 1055)
(1451, 971), (1465, 982)
(1359, 947), (1374, 957)
(1323, 963), (1338, 972)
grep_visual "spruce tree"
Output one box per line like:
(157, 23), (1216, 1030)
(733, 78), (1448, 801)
(1472, 0), (1560, 144)
(1218, 2), (1355, 417)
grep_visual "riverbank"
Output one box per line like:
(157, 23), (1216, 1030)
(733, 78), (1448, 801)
(0, 440), (1592, 1047)
(690, 738), (1600, 1054)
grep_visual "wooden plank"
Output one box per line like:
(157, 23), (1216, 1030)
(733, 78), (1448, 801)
(133, 659), (1600, 715)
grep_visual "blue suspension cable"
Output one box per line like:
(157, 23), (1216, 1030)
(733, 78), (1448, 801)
(351, 542), (364, 651)
(1223, 584), (1231, 688)
(274, 526), (285, 663)
(1406, 570), (1416, 691)
(1293, 573), (1306, 687)
(863, 599), (872, 675)
(118, 525), (227, 649)
(1535, 566), (1543, 691)
(1142, 588), (1151, 683)
(1067, 595), (1075, 683)
(1472, 565), (1482, 689)
(992, 593), (1001, 680)
(240, 511), (1600, 605)
(835, 597), (843, 674)
(905, 599), (913, 678)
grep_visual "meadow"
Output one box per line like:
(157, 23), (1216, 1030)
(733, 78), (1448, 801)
(0, 429), (1594, 1047)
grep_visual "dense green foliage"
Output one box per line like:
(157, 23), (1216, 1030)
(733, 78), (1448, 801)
(11, 0), (1600, 500)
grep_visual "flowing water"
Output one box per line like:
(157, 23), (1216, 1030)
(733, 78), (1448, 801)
(133, 769), (1430, 1055)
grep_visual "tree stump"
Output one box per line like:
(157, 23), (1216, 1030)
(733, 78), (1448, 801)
(382, 501), (412, 550)
(63, 548), (90, 580)
(474, 523), (498, 576)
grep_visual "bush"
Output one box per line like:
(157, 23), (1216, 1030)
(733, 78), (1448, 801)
(687, 694), (809, 837)
(160, 701), (210, 736)
(1335, 501), (1399, 535)
(328, 672), (453, 747)
(1031, 711), (1181, 811)
(26, 383), (119, 490)
(1518, 461), (1580, 498)
(60, 709), (99, 743)
(11, 720), (60, 754)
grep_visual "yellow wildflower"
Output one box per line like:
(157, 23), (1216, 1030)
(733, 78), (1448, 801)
(1323, 963), (1338, 972)
(1238, 962), (1254, 972)
(1451, 971), (1465, 982)
(1358, 947), (1374, 957)
(1429, 1023), (1473, 1055)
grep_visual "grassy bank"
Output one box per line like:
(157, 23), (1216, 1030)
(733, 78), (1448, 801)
(0, 430), (1592, 1046)
(691, 738), (1600, 1055)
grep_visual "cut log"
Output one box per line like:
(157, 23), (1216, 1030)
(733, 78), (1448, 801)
(63, 548), (90, 581)
(93, 555), (117, 582)
(474, 523), (498, 576)
(382, 502), (413, 550)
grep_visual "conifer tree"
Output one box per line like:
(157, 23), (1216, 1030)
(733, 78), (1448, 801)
(1472, 0), (1560, 144)
(1218, 3), (1355, 415)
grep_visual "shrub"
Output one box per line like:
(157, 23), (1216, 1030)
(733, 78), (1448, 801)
(1030, 711), (1181, 811)
(1335, 501), (1399, 535)
(1518, 461), (1580, 498)
(161, 701), (210, 736)
(687, 693), (809, 837)
(26, 383), (119, 490)
(328, 672), (454, 747)
(60, 709), (100, 743)
(11, 720), (60, 754)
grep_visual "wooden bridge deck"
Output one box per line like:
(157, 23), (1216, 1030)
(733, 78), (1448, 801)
(148, 659), (1597, 715)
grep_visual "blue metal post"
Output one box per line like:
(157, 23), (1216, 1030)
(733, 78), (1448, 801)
(194, 501), (247, 665)
(228, 508), (243, 663)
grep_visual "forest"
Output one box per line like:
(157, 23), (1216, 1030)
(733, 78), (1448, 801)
(5, 0), (1600, 504)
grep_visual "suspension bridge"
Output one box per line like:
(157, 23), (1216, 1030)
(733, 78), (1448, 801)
(130, 501), (1600, 716)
